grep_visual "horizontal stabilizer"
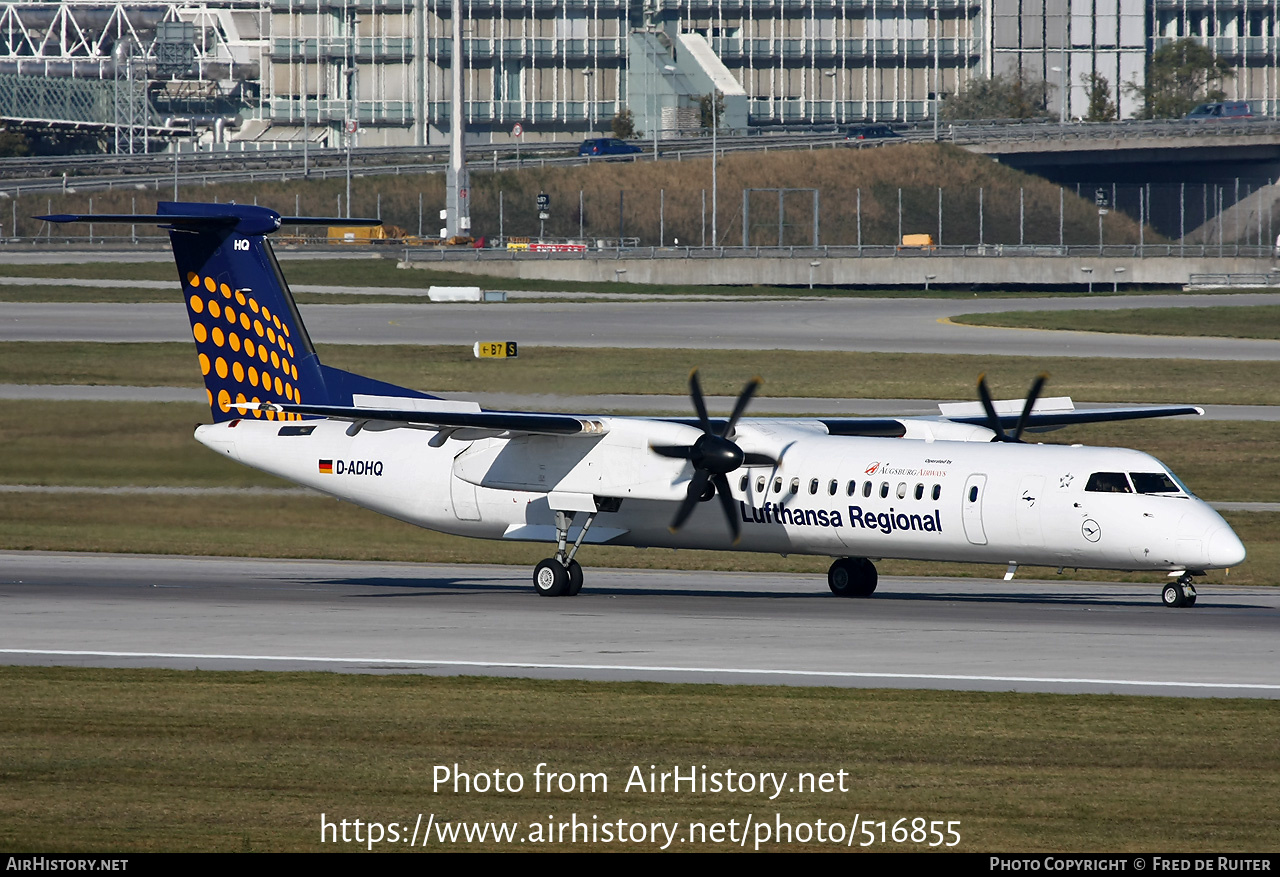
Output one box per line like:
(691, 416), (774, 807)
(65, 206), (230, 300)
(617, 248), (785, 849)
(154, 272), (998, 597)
(279, 216), (382, 226)
(37, 213), (239, 226)
(37, 209), (381, 234)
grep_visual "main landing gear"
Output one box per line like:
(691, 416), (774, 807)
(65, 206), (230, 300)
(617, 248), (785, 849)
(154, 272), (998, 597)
(533, 509), (595, 597)
(1161, 573), (1198, 608)
(828, 557), (878, 598)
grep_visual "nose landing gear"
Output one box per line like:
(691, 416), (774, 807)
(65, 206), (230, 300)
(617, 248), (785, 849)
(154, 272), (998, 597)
(1161, 574), (1198, 608)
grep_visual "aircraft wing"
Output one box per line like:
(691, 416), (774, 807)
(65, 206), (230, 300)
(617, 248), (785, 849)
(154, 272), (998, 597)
(248, 401), (606, 437)
(260, 400), (1201, 441)
(663, 416), (909, 437)
(942, 404), (1204, 432)
(664, 404), (1202, 439)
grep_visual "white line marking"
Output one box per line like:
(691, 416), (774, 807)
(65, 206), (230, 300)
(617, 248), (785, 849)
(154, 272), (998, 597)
(2, 649), (1277, 691)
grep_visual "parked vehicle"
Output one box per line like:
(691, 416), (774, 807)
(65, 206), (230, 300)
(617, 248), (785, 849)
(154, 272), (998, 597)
(579, 137), (644, 157)
(1184, 101), (1253, 120)
(845, 124), (900, 140)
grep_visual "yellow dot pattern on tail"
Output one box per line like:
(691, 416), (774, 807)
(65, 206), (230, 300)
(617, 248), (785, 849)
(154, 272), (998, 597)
(185, 274), (302, 420)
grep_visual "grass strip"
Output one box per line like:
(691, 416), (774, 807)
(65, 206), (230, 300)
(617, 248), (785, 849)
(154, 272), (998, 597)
(950, 306), (1280, 340)
(6, 342), (1280, 406)
(3, 400), (1279, 502)
(0, 667), (1277, 851)
(0, 493), (1269, 586)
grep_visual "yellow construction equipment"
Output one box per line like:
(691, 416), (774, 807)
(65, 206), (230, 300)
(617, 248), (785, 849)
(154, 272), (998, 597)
(327, 225), (425, 246)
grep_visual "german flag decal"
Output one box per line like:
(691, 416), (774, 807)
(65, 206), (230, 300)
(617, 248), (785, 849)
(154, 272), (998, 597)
(318, 459), (334, 474)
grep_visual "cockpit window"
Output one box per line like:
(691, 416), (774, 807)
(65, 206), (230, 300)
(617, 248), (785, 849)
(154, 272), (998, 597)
(1085, 472), (1132, 493)
(1131, 472), (1180, 494)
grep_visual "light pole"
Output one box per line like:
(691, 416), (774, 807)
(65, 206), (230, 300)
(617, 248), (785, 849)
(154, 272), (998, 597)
(1112, 266), (1126, 293)
(302, 53), (309, 178)
(1081, 266), (1094, 294)
(808, 260), (820, 289)
(583, 69), (595, 135)
(711, 89), (718, 248)
(649, 39), (657, 160)
(1050, 65), (1067, 121)
(821, 69), (835, 126)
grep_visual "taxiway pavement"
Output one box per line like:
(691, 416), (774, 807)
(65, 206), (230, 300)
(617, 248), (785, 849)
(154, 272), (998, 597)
(2, 552), (1276, 698)
(3, 293), (1279, 359)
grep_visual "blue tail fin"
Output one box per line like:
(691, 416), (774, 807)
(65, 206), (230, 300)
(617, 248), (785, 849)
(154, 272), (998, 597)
(156, 201), (433, 422)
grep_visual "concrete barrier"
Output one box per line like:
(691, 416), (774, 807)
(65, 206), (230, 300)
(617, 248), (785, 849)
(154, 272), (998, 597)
(408, 255), (1275, 289)
(428, 285), (483, 301)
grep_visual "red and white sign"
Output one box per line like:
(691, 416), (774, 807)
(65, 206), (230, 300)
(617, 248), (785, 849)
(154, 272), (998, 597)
(511, 123), (523, 137)
(528, 242), (587, 253)
(345, 120), (358, 134)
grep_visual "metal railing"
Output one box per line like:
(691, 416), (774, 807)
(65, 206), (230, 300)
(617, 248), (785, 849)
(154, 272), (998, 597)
(399, 241), (1279, 263)
(3, 115), (1279, 197)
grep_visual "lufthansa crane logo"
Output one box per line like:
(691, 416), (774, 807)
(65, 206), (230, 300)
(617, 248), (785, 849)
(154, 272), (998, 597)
(1082, 519), (1101, 542)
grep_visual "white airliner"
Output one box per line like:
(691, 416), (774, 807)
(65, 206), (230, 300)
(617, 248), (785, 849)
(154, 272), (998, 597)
(43, 202), (1246, 608)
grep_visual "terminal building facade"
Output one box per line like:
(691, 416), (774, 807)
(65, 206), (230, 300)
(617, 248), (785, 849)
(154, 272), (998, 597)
(1, 0), (1278, 148)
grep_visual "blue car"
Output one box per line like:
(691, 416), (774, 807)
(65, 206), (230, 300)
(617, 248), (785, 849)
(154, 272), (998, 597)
(579, 137), (643, 157)
(1184, 101), (1253, 121)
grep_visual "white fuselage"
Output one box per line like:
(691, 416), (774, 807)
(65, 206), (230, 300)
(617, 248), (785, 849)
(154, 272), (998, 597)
(196, 414), (1245, 575)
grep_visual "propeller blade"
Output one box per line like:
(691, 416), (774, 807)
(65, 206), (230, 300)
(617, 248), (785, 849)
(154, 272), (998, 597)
(651, 444), (696, 459)
(712, 474), (741, 543)
(976, 373), (1008, 442)
(670, 470), (710, 532)
(1011, 373), (1049, 442)
(688, 369), (712, 434)
(723, 376), (761, 438)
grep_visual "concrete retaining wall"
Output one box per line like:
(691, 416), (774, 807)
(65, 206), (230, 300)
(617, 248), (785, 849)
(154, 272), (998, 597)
(403, 253), (1276, 288)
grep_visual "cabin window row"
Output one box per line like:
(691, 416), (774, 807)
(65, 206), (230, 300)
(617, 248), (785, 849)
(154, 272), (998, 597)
(739, 475), (943, 502)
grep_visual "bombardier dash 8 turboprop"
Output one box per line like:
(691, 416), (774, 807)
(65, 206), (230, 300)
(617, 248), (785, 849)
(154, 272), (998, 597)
(44, 202), (1246, 607)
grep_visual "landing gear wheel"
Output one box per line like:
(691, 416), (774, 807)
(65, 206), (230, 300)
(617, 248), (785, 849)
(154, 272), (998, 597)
(828, 558), (878, 598)
(828, 559), (855, 597)
(534, 559), (570, 597)
(1162, 581), (1187, 608)
(566, 560), (584, 596)
(1162, 575), (1198, 608)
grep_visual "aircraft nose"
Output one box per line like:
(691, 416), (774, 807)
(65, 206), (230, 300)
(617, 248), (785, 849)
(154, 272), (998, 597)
(1207, 525), (1247, 568)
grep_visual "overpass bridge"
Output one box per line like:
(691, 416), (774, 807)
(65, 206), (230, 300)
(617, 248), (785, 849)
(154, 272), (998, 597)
(956, 119), (1280, 241)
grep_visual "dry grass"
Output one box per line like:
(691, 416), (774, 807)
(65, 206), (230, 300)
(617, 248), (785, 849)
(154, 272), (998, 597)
(20, 145), (1150, 249)
(7, 341), (1280, 406)
(0, 493), (1272, 586)
(951, 306), (1280, 340)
